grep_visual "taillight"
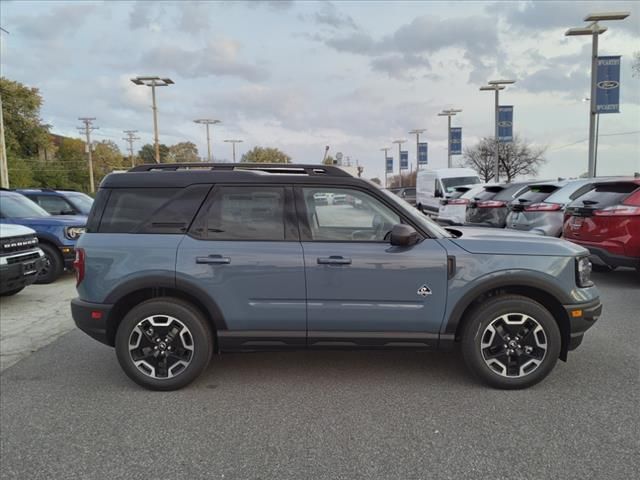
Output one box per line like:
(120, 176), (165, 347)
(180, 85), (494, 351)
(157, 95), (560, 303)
(525, 203), (562, 212)
(74, 248), (85, 286)
(593, 205), (640, 216)
(476, 200), (506, 208)
(448, 199), (470, 205)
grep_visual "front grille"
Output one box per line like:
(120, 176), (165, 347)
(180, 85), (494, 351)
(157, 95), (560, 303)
(6, 252), (41, 265)
(0, 235), (39, 255)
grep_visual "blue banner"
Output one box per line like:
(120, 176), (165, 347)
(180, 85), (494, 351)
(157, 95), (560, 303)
(385, 157), (393, 173)
(400, 150), (409, 170)
(450, 127), (462, 155)
(596, 56), (621, 114)
(498, 106), (513, 143)
(418, 142), (428, 165)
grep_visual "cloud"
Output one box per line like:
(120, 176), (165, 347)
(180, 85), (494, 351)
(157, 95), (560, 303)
(128, 1), (166, 31)
(139, 39), (268, 82)
(311, 2), (358, 29)
(370, 54), (432, 79)
(176, 1), (212, 33)
(243, 1), (294, 11)
(12, 3), (97, 42)
(325, 32), (377, 55)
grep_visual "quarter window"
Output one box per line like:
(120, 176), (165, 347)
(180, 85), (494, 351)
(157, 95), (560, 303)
(204, 186), (286, 241)
(301, 187), (400, 242)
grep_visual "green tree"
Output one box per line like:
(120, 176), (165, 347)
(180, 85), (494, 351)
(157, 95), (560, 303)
(138, 143), (169, 163)
(92, 140), (126, 184)
(241, 146), (291, 164)
(168, 141), (199, 163)
(6, 156), (34, 188)
(56, 137), (89, 191)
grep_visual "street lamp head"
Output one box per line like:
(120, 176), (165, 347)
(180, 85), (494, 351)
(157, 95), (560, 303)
(479, 85), (505, 91)
(488, 79), (516, 85)
(409, 129), (426, 134)
(130, 76), (174, 87)
(194, 119), (221, 125)
(565, 26), (607, 36)
(392, 139), (407, 144)
(224, 139), (243, 143)
(584, 12), (630, 21)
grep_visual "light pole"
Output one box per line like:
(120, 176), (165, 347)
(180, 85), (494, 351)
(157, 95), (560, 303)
(380, 147), (390, 187)
(194, 119), (221, 162)
(480, 80), (515, 182)
(131, 76), (174, 163)
(437, 109), (462, 168)
(566, 11), (630, 178)
(409, 129), (426, 171)
(392, 139), (407, 188)
(224, 139), (243, 163)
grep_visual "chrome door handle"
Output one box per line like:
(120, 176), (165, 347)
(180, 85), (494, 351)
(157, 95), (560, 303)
(196, 255), (231, 265)
(317, 256), (352, 265)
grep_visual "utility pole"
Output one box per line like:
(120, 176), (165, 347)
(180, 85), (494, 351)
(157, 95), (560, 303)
(122, 130), (141, 168)
(0, 93), (8, 188)
(131, 76), (174, 163)
(392, 139), (407, 188)
(380, 147), (390, 188)
(78, 118), (98, 193)
(224, 139), (243, 163)
(480, 81), (514, 182)
(409, 129), (426, 171)
(437, 109), (462, 169)
(566, 11), (629, 177)
(194, 119), (221, 162)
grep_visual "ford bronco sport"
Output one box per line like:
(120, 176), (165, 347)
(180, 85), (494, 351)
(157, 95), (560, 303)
(71, 163), (602, 390)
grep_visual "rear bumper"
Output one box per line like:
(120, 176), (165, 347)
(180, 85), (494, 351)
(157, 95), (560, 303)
(563, 298), (603, 351)
(71, 297), (113, 346)
(587, 246), (639, 269)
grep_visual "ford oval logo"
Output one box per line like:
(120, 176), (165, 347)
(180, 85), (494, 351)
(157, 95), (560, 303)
(498, 121), (512, 127)
(597, 80), (619, 90)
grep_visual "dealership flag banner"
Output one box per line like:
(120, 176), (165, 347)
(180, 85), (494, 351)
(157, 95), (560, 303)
(498, 106), (513, 142)
(400, 150), (409, 170)
(596, 56), (621, 114)
(418, 142), (428, 165)
(450, 127), (462, 155)
(386, 157), (393, 173)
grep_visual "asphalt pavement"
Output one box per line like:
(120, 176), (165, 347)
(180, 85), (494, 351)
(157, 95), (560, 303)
(0, 270), (638, 480)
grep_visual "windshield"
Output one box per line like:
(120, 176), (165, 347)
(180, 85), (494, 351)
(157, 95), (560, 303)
(442, 176), (480, 192)
(67, 193), (94, 214)
(378, 188), (453, 238)
(0, 193), (50, 218)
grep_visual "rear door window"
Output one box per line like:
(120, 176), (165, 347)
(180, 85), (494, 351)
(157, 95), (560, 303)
(570, 182), (639, 208)
(32, 195), (73, 214)
(511, 185), (559, 204)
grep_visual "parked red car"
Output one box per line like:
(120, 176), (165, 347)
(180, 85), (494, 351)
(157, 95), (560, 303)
(563, 178), (640, 273)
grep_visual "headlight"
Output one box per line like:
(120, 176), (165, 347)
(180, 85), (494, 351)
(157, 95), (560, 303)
(65, 227), (86, 240)
(576, 256), (593, 288)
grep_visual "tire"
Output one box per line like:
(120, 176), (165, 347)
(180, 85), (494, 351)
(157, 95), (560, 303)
(1, 287), (25, 297)
(461, 294), (561, 389)
(115, 298), (213, 391)
(36, 243), (63, 284)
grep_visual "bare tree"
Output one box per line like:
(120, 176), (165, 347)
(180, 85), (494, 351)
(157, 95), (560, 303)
(462, 136), (547, 182)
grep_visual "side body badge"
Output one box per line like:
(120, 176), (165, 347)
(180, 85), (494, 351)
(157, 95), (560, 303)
(417, 285), (432, 297)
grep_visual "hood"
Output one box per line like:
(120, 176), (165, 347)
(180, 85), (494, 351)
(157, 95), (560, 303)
(9, 215), (86, 228)
(446, 226), (588, 257)
(0, 223), (36, 238)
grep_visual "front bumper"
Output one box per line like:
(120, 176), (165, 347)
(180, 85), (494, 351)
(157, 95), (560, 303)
(563, 298), (603, 351)
(0, 251), (46, 294)
(71, 297), (113, 346)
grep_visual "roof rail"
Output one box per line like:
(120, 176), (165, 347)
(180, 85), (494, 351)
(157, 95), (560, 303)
(128, 163), (352, 177)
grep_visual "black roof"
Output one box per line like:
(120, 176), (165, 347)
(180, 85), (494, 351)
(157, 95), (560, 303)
(101, 163), (366, 189)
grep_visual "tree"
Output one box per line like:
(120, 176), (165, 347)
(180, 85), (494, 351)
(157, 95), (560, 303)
(370, 177), (381, 185)
(241, 146), (291, 163)
(387, 171), (417, 188)
(56, 137), (89, 191)
(462, 136), (546, 182)
(168, 141), (199, 163)
(137, 143), (169, 163)
(92, 140), (126, 184)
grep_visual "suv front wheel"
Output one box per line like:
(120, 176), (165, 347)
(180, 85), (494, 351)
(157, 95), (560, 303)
(461, 295), (561, 389)
(115, 298), (213, 390)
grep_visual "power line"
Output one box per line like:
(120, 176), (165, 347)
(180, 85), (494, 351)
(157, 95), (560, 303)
(549, 130), (640, 151)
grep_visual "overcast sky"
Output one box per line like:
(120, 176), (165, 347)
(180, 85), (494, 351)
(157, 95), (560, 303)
(1, 0), (639, 180)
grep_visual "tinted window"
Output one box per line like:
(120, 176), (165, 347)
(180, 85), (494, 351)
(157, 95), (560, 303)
(204, 186), (285, 241)
(302, 187), (400, 242)
(32, 195), (73, 214)
(0, 193), (49, 218)
(474, 186), (504, 201)
(494, 184), (530, 201)
(403, 188), (416, 196)
(99, 186), (210, 234)
(442, 176), (480, 192)
(570, 182), (639, 208)
(66, 193), (94, 215)
(515, 185), (560, 204)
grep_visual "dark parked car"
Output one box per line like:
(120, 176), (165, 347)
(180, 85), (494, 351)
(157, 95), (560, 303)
(0, 190), (86, 283)
(391, 187), (416, 206)
(563, 178), (640, 273)
(72, 163), (600, 391)
(466, 182), (533, 228)
(16, 188), (94, 216)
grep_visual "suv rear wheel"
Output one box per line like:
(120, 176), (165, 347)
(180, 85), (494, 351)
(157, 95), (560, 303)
(115, 298), (213, 391)
(461, 295), (560, 389)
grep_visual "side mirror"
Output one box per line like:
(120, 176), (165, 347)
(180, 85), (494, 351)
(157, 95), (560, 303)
(390, 224), (420, 247)
(434, 189), (442, 198)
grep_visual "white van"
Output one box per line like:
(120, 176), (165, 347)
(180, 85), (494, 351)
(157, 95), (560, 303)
(416, 168), (481, 215)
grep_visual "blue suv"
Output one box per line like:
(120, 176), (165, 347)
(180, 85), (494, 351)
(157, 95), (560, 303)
(16, 188), (94, 216)
(71, 164), (602, 390)
(0, 190), (86, 283)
